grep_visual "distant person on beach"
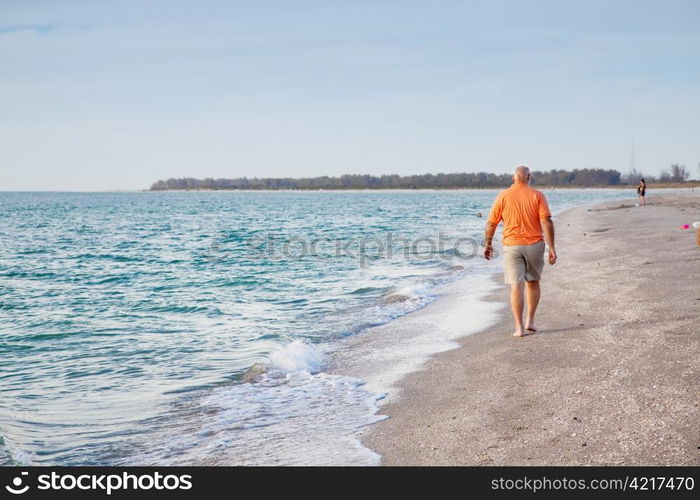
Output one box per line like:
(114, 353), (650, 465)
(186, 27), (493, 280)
(637, 178), (646, 205)
(484, 166), (557, 337)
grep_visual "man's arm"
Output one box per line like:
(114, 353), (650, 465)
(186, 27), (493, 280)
(484, 220), (498, 260)
(542, 216), (557, 265)
(484, 194), (503, 260)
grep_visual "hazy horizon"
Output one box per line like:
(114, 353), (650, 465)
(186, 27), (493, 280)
(2, 0), (699, 191)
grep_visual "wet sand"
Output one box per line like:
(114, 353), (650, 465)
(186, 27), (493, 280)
(361, 192), (700, 465)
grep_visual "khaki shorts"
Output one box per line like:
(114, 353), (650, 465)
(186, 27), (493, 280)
(502, 240), (545, 284)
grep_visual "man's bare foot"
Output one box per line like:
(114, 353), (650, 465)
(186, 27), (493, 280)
(513, 328), (526, 337)
(525, 322), (537, 332)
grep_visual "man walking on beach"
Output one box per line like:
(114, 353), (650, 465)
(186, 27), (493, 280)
(484, 166), (557, 337)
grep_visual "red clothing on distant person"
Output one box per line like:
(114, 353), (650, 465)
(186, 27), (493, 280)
(487, 183), (551, 246)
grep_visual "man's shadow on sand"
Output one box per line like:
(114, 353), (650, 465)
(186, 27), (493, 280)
(523, 324), (601, 336)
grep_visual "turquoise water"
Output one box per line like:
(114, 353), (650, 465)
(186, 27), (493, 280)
(0, 189), (630, 465)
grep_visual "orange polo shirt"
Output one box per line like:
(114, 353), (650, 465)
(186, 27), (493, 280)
(487, 183), (551, 246)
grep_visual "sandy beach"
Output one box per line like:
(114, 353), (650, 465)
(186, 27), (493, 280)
(361, 192), (700, 466)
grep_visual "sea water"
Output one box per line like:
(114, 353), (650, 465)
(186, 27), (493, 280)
(0, 189), (630, 465)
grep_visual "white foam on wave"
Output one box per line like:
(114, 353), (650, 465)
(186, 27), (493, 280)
(390, 283), (434, 301)
(122, 339), (389, 466)
(1, 438), (32, 466)
(268, 340), (323, 374)
(316, 277), (443, 341)
(126, 370), (386, 466)
(371, 283), (436, 321)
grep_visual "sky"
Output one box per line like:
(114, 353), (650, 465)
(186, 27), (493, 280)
(1, 0), (699, 190)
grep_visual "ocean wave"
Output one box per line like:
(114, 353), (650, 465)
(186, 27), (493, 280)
(382, 283), (434, 305)
(268, 340), (323, 375)
(124, 370), (385, 466)
(0, 437), (31, 466)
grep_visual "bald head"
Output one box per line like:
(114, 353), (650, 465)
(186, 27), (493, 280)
(513, 165), (530, 184)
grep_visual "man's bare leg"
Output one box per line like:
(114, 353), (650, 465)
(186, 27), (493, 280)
(510, 282), (525, 337)
(525, 280), (540, 331)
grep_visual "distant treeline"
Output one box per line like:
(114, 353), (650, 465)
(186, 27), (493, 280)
(150, 165), (692, 191)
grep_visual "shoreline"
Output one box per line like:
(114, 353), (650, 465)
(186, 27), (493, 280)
(144, 185), (700, 193)
(2, 186), (693, 194)
(357, 192), (700, 465)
